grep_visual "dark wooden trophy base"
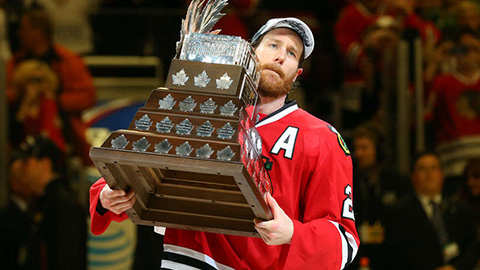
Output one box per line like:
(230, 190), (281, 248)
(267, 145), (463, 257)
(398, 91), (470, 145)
(90, 60), (271, 237)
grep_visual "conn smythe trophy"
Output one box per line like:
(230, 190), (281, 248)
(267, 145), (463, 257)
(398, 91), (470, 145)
(89, 0), (273, 237)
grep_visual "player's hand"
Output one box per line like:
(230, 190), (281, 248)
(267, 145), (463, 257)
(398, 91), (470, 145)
(254, 192), (294, 245)
(99, 184), (136, 215)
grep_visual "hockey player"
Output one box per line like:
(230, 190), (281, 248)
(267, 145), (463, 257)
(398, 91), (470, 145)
(89, 17), (359, 270)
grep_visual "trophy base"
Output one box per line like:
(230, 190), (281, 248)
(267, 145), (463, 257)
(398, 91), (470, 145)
(90, 146), (272, 237)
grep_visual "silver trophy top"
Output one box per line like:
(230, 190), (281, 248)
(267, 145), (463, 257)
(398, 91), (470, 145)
(180, 33), (249, 65)
(175, 0), (260, 89)
(176, 0), (229, 57)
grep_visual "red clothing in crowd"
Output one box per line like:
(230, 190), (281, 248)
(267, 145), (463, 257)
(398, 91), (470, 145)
(430, 72), (480, 145)
(334, 1), (440, 83)
(7, 44), (96, 165)
(335, 2), (379, 83)
(22, 98), (66, 152)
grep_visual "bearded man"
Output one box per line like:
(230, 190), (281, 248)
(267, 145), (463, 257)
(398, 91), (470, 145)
(89, 17), (359, 270)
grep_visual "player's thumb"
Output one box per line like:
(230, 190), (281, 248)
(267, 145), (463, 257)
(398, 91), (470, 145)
(266, 192), (281, 217)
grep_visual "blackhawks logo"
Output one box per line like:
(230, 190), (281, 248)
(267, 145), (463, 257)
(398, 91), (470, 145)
(327, 125), (351, 156)
(261, 155), (274, 194)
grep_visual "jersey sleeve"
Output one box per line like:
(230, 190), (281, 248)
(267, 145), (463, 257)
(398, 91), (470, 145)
(89, 177), (129, 235)
(284, 129), (359, 270)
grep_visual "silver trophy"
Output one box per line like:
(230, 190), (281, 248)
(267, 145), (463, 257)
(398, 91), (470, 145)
(90, 0), (272, 238)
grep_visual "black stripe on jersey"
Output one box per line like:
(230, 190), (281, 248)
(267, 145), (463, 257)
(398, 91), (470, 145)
(256, 100), (297, 125)
(338, 224), (354, 267)
(161, 251), (218, 270)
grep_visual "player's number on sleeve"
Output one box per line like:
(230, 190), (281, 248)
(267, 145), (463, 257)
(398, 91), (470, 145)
(342, 185), (355, 220)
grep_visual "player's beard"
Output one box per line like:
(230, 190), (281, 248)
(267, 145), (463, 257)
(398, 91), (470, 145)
(257, 63), (295, 98)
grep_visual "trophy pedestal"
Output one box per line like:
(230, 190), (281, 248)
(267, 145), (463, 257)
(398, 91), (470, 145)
(90, 144), (271, 237)
(90, 33), (270, 237)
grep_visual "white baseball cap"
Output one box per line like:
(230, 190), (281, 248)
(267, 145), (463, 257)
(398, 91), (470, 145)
(251, 17), (315, 59)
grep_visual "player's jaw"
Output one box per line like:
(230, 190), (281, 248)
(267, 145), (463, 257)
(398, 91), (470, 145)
(258, 63), (295, 98)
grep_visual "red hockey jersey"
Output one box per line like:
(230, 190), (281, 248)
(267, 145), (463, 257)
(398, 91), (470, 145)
(430, 72), (480, 145)
(90, 101), (359, 270)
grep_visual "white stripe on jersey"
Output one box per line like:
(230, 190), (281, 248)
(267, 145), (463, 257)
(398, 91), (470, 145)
(255, 104), (298, 128)
(154, 226), (166, 235)
(329, 220), (359, 270)
(162, 244), (235, 270)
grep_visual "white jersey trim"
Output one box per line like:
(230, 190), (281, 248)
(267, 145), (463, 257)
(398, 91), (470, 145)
(162, 244), (236, 270)
(329, 220), (359, 270)
(255, 103), (298, 128)
(154, 226), (166, 235)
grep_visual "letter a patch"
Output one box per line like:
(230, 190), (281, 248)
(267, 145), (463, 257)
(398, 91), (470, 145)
(271, 126), (299, 159)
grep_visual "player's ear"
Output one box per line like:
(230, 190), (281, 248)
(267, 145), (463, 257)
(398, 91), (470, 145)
(293, 68), (303, 82)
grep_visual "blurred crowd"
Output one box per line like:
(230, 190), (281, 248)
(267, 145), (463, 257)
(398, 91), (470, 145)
(2, 0), (480, 269)
(335, 1), (480, 269)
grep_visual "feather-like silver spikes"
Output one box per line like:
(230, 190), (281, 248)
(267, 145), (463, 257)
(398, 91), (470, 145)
(175, 0), (229, 57)
(198, 0), (228, 33)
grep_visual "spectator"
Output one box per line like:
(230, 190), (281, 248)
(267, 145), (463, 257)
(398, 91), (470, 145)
(415, 0), (456, 32)
(3, 0), (41, 54)
(458, 157), (480, 242)
(0, 135), (87, 270)
(423, 37), (456, 86)
(458, 157), (480, 270)
(387, 151), (478, 270)
(9, 59), (66, 153)
(427, 1), (480, 47)
(424, 1), (480, 84)
(425, 29), (480, 178)
(334, 0), (390, 131)
(455, 1), (480, 33)
(334, 0), (440, 132)
(6, 7), (96, 166)
(348, 121), (411, 269)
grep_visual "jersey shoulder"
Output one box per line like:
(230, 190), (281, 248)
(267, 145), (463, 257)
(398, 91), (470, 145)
(292, 109), (351, 156)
